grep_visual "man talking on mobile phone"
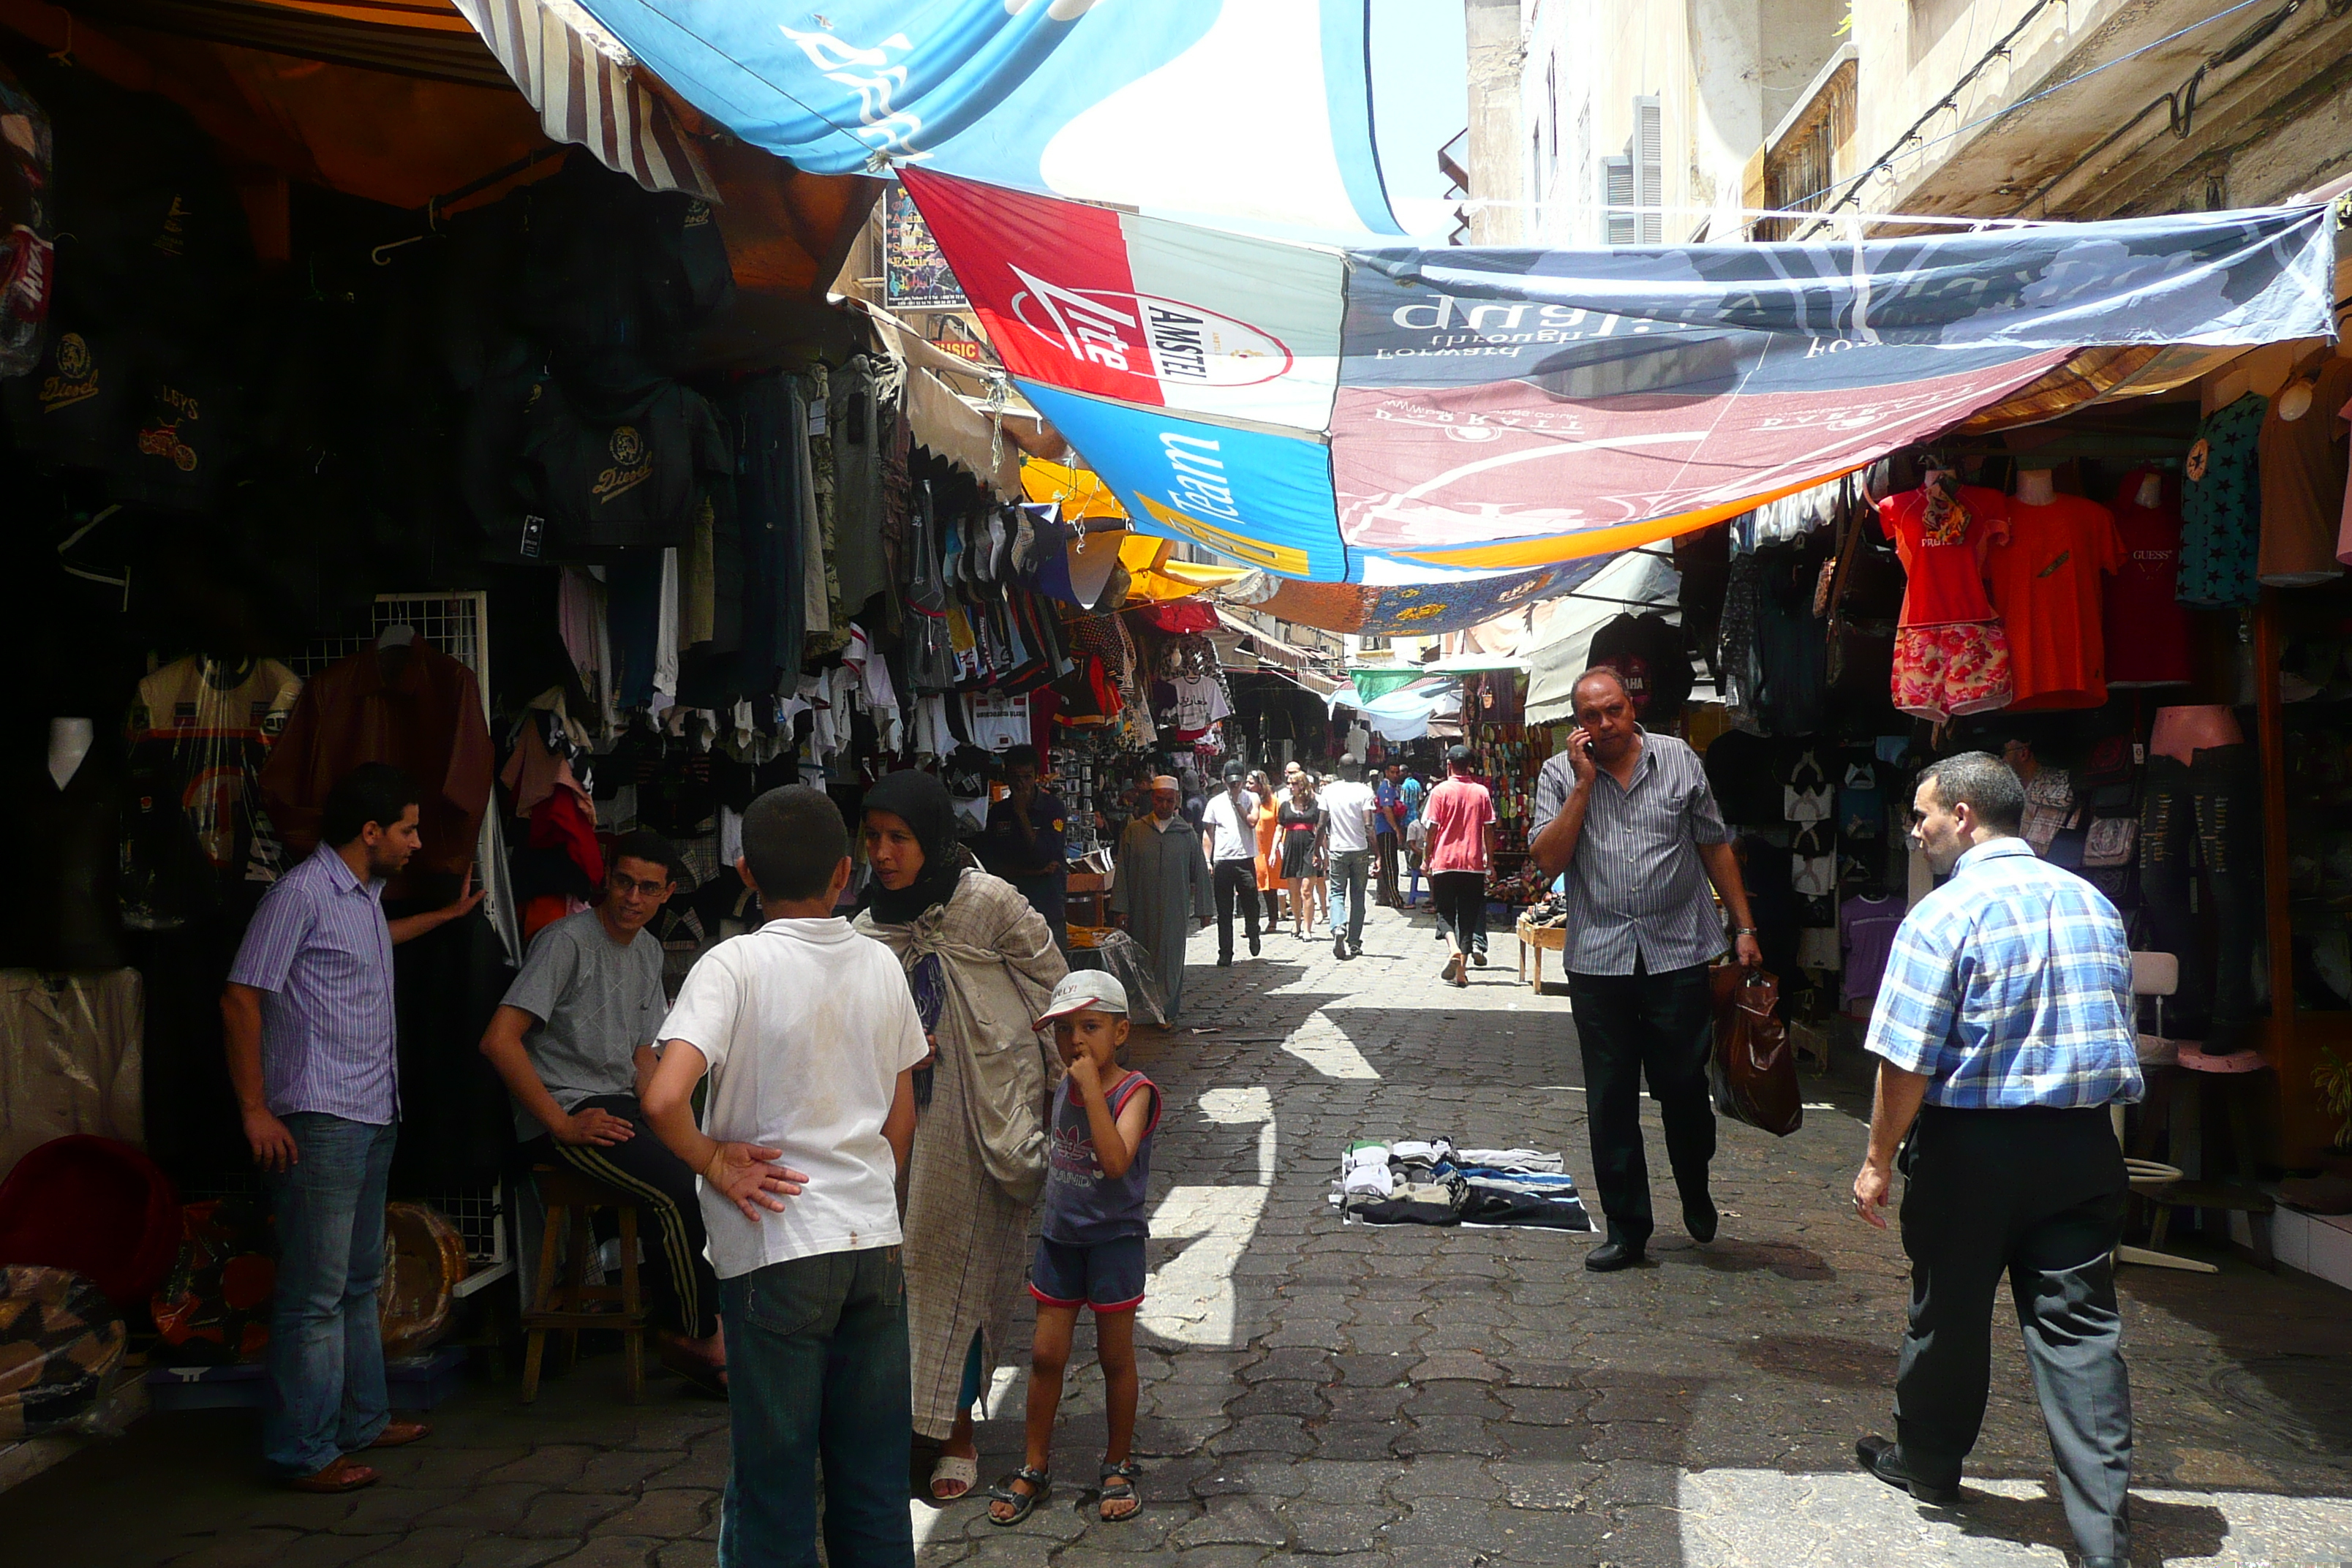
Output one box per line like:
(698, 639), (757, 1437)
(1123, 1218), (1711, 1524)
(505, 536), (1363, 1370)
(1528, 668), (1760, 1273)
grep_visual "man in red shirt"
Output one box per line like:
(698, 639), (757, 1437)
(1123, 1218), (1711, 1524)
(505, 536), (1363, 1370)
(1423, 746), (1496, 990)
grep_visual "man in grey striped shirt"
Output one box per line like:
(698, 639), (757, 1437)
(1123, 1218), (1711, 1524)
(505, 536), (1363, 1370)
(1530, 668), (1760, 1273)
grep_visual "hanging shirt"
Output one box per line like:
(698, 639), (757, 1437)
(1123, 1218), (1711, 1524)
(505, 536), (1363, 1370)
(125, 655), (301, 894)
(1986, 494), (2124, 712)
(2257, 357), (2352, 587)
(1164, 674), (1230, 739)
(2104, 469), (2193, 687)
(1877, 481), (2008, 627)
(2178, 393), (2267, 608)
(1840, 894), (1907, 1006)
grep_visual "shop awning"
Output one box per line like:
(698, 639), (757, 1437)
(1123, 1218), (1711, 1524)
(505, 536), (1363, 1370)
(561, 0), (1399, 235)
(1335, 676), (1462, 742)
(1346, 667), (1426, 701)
(901, 168), (2337, 588)
(0, 1), (872, 291)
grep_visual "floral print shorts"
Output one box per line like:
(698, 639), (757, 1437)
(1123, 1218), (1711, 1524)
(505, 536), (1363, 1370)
(1893, 622), (2014, 721)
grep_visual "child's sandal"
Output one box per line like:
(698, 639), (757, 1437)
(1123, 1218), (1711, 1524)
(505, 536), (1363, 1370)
(1098, 1459), (1142, 1522)
(985, 1467), (1050, 1526)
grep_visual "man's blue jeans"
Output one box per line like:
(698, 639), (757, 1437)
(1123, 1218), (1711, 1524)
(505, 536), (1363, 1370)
(1328, 849), (1371, 948)
(264, 1112), (397, 1476)
(717, 1246), (913, 1568)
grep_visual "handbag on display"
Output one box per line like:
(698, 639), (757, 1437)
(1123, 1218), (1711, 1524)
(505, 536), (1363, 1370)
(1708, 965), (1803, 1137)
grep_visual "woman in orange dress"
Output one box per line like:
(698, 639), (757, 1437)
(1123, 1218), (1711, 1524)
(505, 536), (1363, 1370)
(1249, 769), (1283, 927)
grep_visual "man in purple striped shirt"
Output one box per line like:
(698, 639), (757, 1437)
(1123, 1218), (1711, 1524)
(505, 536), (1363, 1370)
(223, 763), (481, 1493)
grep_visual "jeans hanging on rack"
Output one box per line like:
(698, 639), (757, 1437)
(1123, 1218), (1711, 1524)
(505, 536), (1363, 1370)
(2138, 745), (2262, 1044)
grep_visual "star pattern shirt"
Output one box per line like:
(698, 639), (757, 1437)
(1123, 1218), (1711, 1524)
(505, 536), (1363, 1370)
(2177, 393), (2268, 608)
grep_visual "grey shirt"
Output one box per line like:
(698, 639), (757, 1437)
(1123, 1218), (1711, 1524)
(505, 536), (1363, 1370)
(500, 909), (667, 1137)
(1531, 729), (1733, 976)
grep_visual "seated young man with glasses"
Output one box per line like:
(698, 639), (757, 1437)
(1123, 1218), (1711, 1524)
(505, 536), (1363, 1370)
(478, 829), (727, 1391)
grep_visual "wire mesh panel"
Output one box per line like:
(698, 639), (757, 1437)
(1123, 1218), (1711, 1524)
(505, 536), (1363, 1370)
(281, 590), (507, 1270)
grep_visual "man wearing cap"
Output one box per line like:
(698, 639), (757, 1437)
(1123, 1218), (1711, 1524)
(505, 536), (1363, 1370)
(1199, 761), (1262, 968)
(1110, 776), (1213, 1018)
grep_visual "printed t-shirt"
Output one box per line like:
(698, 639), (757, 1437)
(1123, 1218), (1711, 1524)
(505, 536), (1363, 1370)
(1423, 777), (1495, 874)
(1164, 674), (1230, 739)
(1877, 483), (2009, 627)
(1986, 495), (2123, 712)
(499, 908), (666, 1139)
(2178, 393), (2266, 608)
(1041, 1070), (1160, 1246)
(125, 655), (301, 900)
(657, 916), (928, 1278)
(2104, 469), (2193, 687)
(1588, 611), (1693, 717)
(2258, 357), (2352, 586)
(1320, 779), (1376, 854)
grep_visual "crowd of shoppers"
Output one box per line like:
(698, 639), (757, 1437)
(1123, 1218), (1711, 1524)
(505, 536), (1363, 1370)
(219, 693), (2147, 1568)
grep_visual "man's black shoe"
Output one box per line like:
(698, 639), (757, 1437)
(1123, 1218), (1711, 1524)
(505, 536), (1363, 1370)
(1333, 931), (1349, 960)
(1248, 936), (1260, 957)
(1684, 1195), (1719, 1243)
(1583, 1240), (1644, 1272)
(1216, 955), (1232, 968)
(2077, 1559), (2126, 1568)
(1471, 950), (1488, 968)
(1349, 942), (1364, 958)
(1854, 1436), (1961, 1506)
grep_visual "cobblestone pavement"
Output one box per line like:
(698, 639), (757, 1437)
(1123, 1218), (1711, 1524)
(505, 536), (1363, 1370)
(7, 902), (2352, 1567)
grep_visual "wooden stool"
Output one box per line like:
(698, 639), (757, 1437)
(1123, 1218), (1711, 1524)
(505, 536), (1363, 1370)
(521, 1164), (647, 1403)
(1516, 917), (1565, 992)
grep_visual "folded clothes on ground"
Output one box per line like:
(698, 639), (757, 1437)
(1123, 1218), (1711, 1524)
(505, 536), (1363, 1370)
(1333, 1139), (1588, 1229)
(1346, 1178), (1466, 1226)
(1455, 1147), (1563, 1173)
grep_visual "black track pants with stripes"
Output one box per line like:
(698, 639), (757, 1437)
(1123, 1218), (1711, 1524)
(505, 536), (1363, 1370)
(529, 1094), (720, 1340)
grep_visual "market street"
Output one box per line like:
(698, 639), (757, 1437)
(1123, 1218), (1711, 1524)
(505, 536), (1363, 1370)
(5, 905), (2349, 1568)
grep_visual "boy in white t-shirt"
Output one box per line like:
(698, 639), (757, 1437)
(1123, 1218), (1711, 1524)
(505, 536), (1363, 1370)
(644, 785), (926, 1568)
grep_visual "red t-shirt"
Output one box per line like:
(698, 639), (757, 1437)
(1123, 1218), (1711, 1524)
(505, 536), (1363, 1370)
(2106, 468), (2193, 688)
(1987, 494), (2122, 711)
(1877, 483), (2009, 627)
(1423, 777), (1494, 873)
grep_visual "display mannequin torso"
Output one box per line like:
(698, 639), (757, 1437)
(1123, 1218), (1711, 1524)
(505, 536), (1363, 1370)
(48, 717), (94, 791)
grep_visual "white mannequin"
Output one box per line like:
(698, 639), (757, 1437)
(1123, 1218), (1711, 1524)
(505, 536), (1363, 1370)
(2016, 469), (2056, 507)
(2137, 472), (2164, 509)
(48, 717), (94, 791)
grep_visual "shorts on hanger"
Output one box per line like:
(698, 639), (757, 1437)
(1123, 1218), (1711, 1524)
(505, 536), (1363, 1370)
(1891, 621), (2014, 722)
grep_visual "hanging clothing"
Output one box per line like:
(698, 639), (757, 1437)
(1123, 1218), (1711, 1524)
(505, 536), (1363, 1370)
(4, 736), (128, 971)
(2257, 357), (2352, 587)
(728, 372), (804, 701)
(257, 640), (494, 892)
(2178, 393), (2267, 608)
(1988, 496), (2123, 712)
(0, 969), (143, 1182)
(2105, 469), (2193, 688)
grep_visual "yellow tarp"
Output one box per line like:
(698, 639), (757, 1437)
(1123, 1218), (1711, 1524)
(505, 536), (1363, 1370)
(1024, 459), (1128, 521)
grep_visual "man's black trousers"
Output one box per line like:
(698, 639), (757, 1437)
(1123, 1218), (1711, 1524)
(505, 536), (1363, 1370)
(1564, 960), (1714, 1250)
(529, 1094), (721, 1341)
(1211, 859), (1260, 959)
(1896, 1105), (2133, 1561)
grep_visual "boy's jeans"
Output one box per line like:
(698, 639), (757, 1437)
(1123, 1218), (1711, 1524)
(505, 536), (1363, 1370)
(265, 1112), (396, 1476)
(717, 1246), (913, 1568)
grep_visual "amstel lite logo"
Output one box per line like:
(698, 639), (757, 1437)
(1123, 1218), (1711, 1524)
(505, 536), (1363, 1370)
(1008, 266), (1291, 388)
(595, 424), (652, 503)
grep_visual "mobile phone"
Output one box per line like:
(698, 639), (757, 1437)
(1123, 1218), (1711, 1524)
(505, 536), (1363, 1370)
(1583, 741), (1596, 757)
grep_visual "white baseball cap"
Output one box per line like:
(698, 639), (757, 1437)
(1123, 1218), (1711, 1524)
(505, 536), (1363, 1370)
(1036, 969), (1131, 1027)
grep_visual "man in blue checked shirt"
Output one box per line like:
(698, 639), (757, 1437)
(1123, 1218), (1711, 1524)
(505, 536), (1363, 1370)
(1851, 752), (2142, 1568)
(222, 764), (482, 1493)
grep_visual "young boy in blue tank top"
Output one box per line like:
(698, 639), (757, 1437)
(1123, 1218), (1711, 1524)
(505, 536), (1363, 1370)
(987, 970), (1161, 1528)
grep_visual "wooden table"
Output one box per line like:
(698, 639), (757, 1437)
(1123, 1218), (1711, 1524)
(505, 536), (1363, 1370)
(1516, 916), (1565, 991)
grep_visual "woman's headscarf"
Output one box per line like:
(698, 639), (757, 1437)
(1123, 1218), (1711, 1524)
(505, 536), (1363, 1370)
(862, 769), (968, 926)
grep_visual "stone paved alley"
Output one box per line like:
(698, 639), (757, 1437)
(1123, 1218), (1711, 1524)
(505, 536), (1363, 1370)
(5, 904), (2351, 1567)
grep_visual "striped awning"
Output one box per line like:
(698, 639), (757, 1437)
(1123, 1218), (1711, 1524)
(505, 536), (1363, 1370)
(451, 0), (717, 202)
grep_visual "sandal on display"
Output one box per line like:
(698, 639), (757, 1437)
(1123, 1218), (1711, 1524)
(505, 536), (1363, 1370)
(986, 1466), (1052, 1526)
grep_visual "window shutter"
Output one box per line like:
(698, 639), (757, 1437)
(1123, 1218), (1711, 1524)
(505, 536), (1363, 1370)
(1603, 154), (1634, 245)
(1634, 95), (1662, 244)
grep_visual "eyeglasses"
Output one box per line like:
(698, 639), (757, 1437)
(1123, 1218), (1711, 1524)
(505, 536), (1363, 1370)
(608, 873), (672, 898)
